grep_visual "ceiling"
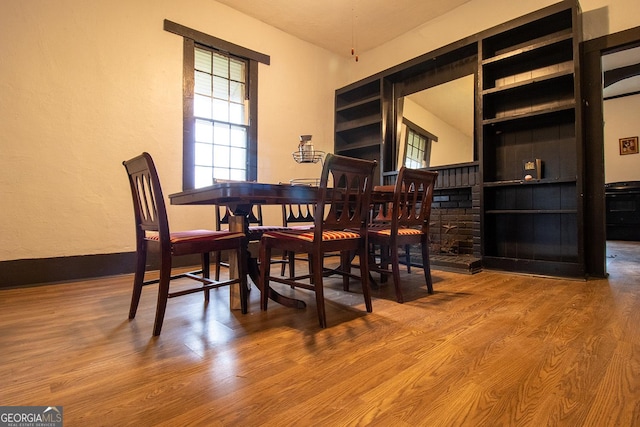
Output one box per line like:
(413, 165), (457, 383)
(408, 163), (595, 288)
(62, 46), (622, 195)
(215, 0), (472, 57)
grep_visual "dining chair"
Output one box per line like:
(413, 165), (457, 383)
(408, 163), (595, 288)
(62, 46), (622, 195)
(367, 166), (438, 303)
(123, 152), (248, 336)
(258, 153), (377, 328)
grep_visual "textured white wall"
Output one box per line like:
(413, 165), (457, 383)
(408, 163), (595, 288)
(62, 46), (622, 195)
(604, 94), (640, 183)
(0, 0), (346, 261)
(402, 98), (473, 167)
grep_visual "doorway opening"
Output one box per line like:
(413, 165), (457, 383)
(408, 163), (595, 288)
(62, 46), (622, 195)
(582, 26), (640, 277)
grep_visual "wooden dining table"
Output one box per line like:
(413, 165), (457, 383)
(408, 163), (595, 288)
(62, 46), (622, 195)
(169, 181), (394, 310)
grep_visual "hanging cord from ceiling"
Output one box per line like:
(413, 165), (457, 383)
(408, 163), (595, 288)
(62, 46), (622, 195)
(351, 3), (359, 62)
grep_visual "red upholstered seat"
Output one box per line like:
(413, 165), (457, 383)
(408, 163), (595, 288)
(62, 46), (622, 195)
(263, 229), (361, 242)
(146, 230), (245, 243)
(246, 226), (293, 241)
(367, 227), (423, 237)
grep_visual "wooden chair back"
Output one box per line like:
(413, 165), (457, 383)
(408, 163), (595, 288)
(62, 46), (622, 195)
(123, 152), (170, 245)
(314, 153), (376, 236)
(390, 167), (438, 232)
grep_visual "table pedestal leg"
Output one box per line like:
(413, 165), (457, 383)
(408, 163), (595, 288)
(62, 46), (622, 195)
(229, 215), (244, 310)
(229, 212), (306, 310)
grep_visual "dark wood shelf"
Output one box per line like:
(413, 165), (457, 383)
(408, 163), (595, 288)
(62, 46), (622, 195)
(482, 7), (573, 59)
(335, 80), (381, 109)
(482, 103), (574, 126)
(335, 117), (381, 133)
(335, 95), (380, 113)
(335, 140), (381, 153)
(481, 2), (582, 278)
(482, 30), (572, 65)
(483, 177), (577, 187)
(482, 68), (573, 96)
(485, 209), (577, 215)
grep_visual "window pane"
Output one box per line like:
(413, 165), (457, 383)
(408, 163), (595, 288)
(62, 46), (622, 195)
(212, 99), (229, 122)
(229, 59), (245, 81)
(229, 102), (245, 125)
(195, 71), (212, 96)
(213, 77), (228, 100)
(213, 144), (230, 168)
(195, 119), (213, 143)
(213, 122), (230, 143)
(195, 165), (213, 188)
(194, 48), (212, 72)
(229, 168), (245, 181)
(195, 142), (213, 166)
(229, 81), (244, 103)
(213, 167), (230, 180)
(230, 125), (247, 148)
(212, 53), (229, 78)
(230, 147), (246, 168)
(194, 94), (212, 119)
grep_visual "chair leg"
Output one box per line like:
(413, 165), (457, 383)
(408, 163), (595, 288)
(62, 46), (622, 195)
(405, 244), (412, 273)
(202, 252), (210, 302)
(280, 250), (287, 276)
(358, 245), (373, 313)
(390, 244), (404, 303)
(153, 253), (173, 336)
(312, 254), (327, 328)
(289, 251), (297, 285)
(421, 240), (434, 294)
(378, 245), (390, 283)
(214, 250), (221, 281)
(129, 241), (147, 319)
(341, 251), (351, 291)
(259, 240), (272, 311)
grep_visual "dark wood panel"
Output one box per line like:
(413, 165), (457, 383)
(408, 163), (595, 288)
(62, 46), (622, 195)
(0, 252), (198, 288)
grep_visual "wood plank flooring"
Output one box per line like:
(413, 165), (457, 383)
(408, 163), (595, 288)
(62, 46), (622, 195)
(1, 241), (639, 426)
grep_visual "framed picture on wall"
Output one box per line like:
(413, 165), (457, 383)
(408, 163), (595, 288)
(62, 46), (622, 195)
(619, 137), (639, 155)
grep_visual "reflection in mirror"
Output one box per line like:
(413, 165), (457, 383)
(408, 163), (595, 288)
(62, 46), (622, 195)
(398, 74), (475, 169)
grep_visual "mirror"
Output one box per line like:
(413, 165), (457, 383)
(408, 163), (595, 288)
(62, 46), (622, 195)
(397, 74), (475, 169)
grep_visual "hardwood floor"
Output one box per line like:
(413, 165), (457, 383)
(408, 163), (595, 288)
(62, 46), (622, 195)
(2, 241), (639, 426)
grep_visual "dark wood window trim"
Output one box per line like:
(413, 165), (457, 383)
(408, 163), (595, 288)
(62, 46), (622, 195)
(164, 20), (270, 65)
(164, 19), (269, 189)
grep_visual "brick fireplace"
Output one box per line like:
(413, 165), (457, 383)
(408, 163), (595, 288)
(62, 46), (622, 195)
(387, 162), (482, 273)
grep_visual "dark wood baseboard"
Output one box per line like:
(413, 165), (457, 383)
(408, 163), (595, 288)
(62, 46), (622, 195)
(0, 252), (201, 288)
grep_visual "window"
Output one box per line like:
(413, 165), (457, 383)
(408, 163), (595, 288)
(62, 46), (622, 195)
(193, 46), (248, 187)
(403, 119), (437, 169)
(164, 20), (270, 190)
(405, 128), (428, 169)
